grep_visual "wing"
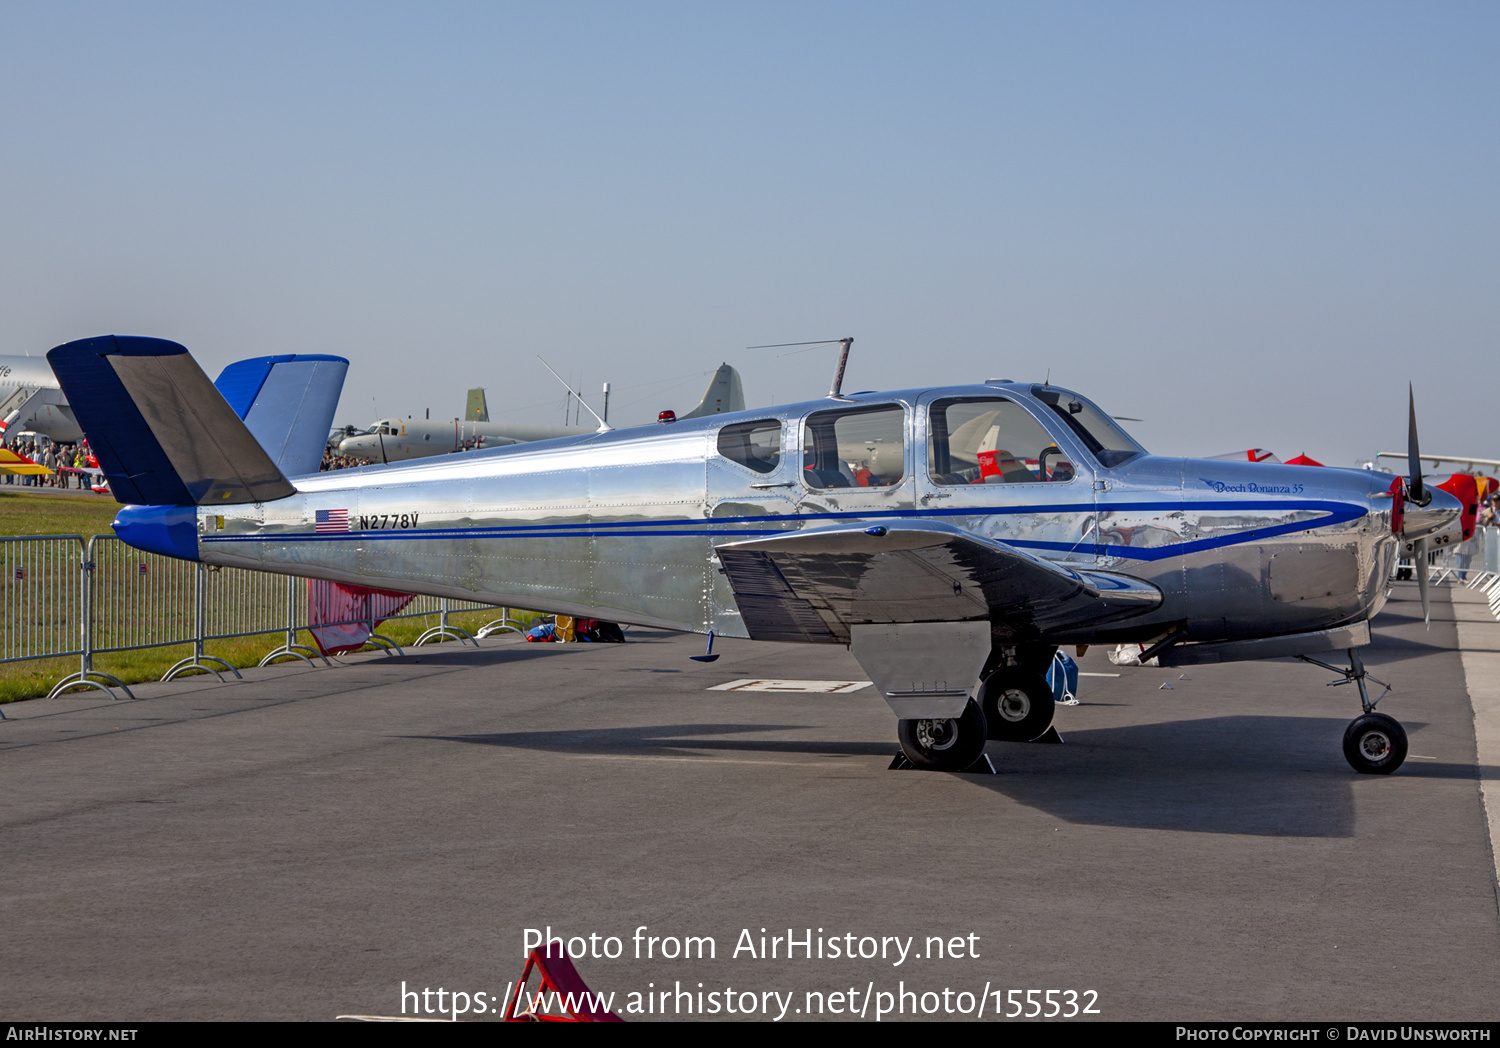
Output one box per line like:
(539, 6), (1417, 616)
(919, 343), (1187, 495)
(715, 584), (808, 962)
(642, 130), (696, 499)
(716, 520), (1161, 644)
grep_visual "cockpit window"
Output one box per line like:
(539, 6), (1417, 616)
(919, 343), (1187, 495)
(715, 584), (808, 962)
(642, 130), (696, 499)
(802, 404), (906, 489)
(717, 419), (782, 474)
(1030, 387), (1146, 468)
(929, 397), (1075, 485)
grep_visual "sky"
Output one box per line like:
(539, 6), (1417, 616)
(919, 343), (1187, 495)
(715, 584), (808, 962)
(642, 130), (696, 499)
(1, 1), (1495, 466)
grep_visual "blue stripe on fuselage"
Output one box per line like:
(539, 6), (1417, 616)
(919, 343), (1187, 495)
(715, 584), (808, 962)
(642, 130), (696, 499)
(200, 499), (1366, 563)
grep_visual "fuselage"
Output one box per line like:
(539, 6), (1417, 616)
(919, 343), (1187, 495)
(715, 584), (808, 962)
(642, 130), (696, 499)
(137, 381), (1425, 647)
(337, 417), (591, 462)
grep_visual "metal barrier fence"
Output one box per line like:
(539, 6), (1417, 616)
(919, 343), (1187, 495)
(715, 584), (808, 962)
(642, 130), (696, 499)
(1459, 527), (1500, 623)
(1, 536), (86, 666)
(0, 534), (522, 701)
(1398, 525), (1499, 584)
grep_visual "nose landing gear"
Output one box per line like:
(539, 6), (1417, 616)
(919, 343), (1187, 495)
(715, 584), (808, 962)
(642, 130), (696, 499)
(1343, 712), (1408, 775)
(1299, 648), (1407, 775)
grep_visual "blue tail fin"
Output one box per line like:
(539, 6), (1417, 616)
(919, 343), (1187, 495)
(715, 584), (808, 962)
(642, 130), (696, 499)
(46, 335), (296, 506)
(214, 355), (349, 478)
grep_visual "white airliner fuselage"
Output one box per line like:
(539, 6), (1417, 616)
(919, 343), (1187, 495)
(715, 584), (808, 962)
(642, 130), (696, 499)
(0, 355), (80, 442)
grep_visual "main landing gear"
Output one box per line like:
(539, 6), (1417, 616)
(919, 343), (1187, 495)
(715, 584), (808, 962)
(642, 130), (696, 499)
(978, 667), (1056, 742)
(894, 647), (1060, 771)
(896, 700), (989, 771)
(1299, 648), (1407, 775)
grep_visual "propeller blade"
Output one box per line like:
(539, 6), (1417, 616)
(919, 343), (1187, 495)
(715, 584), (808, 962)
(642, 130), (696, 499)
(1408, 383), (1428, 507)
(1416, 536), (1430, 628)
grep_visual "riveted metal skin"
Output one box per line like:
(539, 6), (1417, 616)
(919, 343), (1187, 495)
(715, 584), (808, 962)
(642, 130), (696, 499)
(186, 382), (1444, 662)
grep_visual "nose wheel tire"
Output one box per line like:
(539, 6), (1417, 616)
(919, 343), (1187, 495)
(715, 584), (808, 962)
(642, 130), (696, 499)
(897, 700), (988, 771)
(979, 668), (1056, 742)
(1343, 712), (1408, 774)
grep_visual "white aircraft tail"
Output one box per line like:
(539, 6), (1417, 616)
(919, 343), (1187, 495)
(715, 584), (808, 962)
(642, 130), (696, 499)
(679, 364), (745, 420)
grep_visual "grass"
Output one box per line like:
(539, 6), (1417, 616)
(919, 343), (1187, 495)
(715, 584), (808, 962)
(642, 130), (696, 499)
(0, 488), (120, 537)
(0, 606), (548, 704)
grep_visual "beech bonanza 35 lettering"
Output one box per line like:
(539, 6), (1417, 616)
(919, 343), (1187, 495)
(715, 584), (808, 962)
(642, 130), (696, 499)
(49, 335), (1461, 776)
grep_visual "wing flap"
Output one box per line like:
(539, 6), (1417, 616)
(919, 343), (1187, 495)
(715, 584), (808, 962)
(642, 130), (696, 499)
(718, 520), (1160, 643)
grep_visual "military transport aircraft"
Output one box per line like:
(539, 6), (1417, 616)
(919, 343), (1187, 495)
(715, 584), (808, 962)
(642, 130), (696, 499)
(48, 335), (1462, 776)
(337, 363), (746, 463)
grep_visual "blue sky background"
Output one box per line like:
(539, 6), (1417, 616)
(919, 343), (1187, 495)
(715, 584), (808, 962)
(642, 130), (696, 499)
(1, 2), (1495, 465)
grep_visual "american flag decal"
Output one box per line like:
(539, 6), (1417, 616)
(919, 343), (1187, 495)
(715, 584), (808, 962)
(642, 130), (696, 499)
(315, 509), (350, 533)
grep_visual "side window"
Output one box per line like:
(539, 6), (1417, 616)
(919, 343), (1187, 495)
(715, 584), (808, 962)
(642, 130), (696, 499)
(717, 419), (782, 475)
(802, 404), (906, 489)
(928, 397), (1075, 485)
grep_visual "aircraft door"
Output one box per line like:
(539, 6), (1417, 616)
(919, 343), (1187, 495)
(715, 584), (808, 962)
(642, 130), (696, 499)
(708, 417), (798, 635)
(793, 401), (915, 526)
(915, 394), (1098, 570)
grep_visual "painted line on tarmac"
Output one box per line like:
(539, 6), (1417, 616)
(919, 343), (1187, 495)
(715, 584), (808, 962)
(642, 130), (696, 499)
(1451, 583), (1500, 915)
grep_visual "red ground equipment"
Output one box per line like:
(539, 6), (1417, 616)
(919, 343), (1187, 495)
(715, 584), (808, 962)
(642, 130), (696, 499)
(502, 942), (623, 1022)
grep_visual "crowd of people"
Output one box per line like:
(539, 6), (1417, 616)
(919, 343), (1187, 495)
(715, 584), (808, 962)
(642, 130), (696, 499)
(320, 446), (371, 471)
(1, 436), (93, 489)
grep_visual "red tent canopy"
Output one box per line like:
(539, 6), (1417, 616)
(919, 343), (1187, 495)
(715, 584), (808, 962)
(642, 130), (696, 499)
(1284, 454), (1324, 466)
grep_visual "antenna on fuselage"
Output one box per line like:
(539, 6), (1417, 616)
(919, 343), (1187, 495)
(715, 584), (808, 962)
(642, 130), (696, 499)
(748, 337), (855, 399)
(536, 357), (612, 433)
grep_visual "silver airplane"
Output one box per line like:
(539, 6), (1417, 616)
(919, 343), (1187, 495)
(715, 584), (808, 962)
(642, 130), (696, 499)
(50, 336), (1461, 776)
(337, 363), (746, 463)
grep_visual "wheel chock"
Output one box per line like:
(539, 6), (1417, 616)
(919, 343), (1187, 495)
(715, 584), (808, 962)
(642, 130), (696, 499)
(1029, 726), (1064, 744)
(887, 752), (999, 774)
(502, 942), (623, 1022)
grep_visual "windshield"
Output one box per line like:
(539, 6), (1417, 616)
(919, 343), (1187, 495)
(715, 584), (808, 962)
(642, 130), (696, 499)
(1030, 387), (1146, 467)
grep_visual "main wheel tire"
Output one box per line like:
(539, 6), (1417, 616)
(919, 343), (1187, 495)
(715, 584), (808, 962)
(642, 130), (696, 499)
(1343, 712), (1408, 774)
(980, 668), (1056, 741)
(897, 700), (988, 771)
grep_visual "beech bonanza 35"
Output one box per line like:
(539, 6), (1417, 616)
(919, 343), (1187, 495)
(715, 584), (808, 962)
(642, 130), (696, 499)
(50, 335), (1461, 776)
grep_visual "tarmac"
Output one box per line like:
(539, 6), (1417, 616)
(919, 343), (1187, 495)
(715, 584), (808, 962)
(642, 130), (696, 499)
(1, 582), (1497, 1022)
